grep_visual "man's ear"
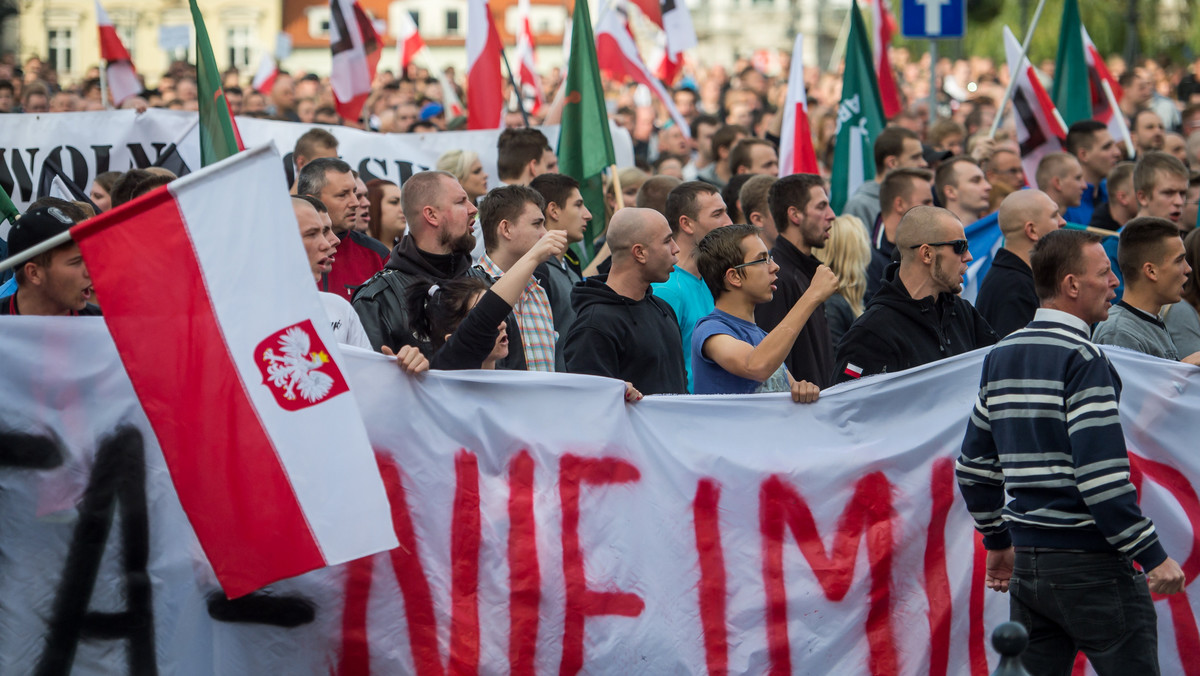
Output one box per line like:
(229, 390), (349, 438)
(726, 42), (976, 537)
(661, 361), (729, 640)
(724, 267), (743, 291)
(631, 242), (647, 263)
(546, 201), (562, 221)
(1143, 260), (1159, 283)
(422, 204), (439, 227)
(498, 219), (513, 241)
(678, 216), (695, 237)
(1023, 221), (1039, 242)
(1135, 189), (1150, 208)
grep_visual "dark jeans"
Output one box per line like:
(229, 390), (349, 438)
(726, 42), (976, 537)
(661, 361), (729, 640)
(1010, 549), (1160, 676)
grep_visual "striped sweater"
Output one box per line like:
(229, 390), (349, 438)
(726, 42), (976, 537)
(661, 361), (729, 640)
(956, 308), (1168, 571)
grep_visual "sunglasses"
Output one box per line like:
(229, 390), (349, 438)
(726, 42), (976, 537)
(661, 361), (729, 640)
(910, 239), (970, 255)
(732, 254), (773, 270)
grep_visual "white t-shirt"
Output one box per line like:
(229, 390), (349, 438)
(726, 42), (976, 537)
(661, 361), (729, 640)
(319, 292), (372, 350)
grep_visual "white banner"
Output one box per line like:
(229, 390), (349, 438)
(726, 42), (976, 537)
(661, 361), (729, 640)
(0, 110), (635, 212)
(1, 319), (1197, 675)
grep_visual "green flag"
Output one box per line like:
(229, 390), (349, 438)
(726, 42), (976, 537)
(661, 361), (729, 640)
(830, 0), (885, 215)
(1052, 0), (1091, 126)
(189, 0), (242, 166)
(0, 186), (19, 228)
(557, 0), (616, 262)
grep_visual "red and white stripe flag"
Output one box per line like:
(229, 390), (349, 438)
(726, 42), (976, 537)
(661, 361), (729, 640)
(69, 144), (398, 598)
(1082, 25), (1134, 159)
(330, 0), (382, 123)
(596, 5), (690, 138)
(95, 0), (140, 106)
(867, 0), (901, 119)
(515, 0), (544, 115)
(1003, 26), (1067, 190)
(250, 51), (278, 94)
(466, 0), (504, 129)
(396, 9), (426, 72)
(778, 34), (818, 177)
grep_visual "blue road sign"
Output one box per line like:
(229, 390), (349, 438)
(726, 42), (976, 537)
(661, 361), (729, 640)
(900, 0), (966, 39)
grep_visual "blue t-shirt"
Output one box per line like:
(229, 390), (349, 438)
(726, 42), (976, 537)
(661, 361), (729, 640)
(652, 266), (714, 393)
(1063, 179), (1107, 227)
(691, 309), (789, 395)
(0, 276), (15, 297)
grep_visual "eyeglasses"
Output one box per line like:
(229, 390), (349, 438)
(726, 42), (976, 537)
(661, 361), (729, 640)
(910, 239), (970, 255)
(732, 255), (772, 270)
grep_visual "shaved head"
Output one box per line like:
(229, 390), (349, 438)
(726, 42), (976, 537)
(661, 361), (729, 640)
(895, 205), (959, 258)
(608, 207), (668, 260)
(999, 190), (1054, 237)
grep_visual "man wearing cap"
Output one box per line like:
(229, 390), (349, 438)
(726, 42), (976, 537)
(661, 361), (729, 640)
(0, 205), (100, 316)
(419, 102), (446, 131)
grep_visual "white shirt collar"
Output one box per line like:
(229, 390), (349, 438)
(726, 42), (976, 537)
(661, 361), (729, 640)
(1033, 308), (1091, 335)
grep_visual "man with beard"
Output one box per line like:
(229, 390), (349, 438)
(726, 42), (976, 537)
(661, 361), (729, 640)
(755, 174), (837, 388)
(352, 171), (525, 368)
(834, 206), (997, 382)
(298, 158), (389, 301)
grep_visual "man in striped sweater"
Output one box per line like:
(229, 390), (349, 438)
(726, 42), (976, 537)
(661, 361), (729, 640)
(957, 229), (1185, 674)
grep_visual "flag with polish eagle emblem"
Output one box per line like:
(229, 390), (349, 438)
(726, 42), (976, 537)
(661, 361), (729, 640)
(68, 144), (398, 598)
(94, 0), (141, 106)
(330, 0), (382, 122)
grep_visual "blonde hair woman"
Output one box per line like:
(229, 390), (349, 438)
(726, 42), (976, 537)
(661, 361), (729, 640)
(814, 214), (871, 345)
(436, 149), (489, 202)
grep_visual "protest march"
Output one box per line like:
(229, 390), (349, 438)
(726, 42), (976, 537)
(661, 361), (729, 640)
(2, 0), (1200, 674)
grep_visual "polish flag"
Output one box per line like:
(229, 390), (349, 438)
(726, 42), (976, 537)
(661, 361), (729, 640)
(1003, 27), (1067, 190)
(466, 0), (504, 129)
(867, 0), (901, 119)
(515, 0), (544, 115)
(69, 144), (398, 598)
(1082, 25), (1134, 159)
(778, 34), (818, 177)
(330, 0), (382, 123)
(396, 9), (426, 72)
(95, 0), (140, 106)
(595, 5), (690, 138)
(251, 51), (278, 94)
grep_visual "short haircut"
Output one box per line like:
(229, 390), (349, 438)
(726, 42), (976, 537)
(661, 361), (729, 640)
(295, 194), (328, 213)
(721, 173), (754, 222)
(873, 127), (920, 173)
(297, 157), (352, 197)
(927, 119), (965, 149)
(12, 198), (89, 284)
(739, 174), (776, 219)
(1117, 216), (1182, 282)
(399, 170), (457, 227)
(691, 114), (721, 139)
(1035, 152), (1079, 191)
(1030, 229), (1105, 301)
(665, 181), (720, 235)
(529, 173), (580, 212)
(879, 168), (934, 216)
(635, 175), (682, 215)
(1182, 228), (1200, 308)
(710, 124), (748, 157)
(1131, 108), (1162, 131)
(768, 173), (825, 233)
(293, 128), (339, 162)
(933, 156), (978, 205)
(110, 169), (158, 207)
(478, 184), (545, 252)
(496, 128), (550, 180)
(1108, 161), (1137, 194)
(1065, 119), (1107, 156)
(696, 223), (761, 299)
(1133, 151), (1188, 196)
(728, 138), (775, 174)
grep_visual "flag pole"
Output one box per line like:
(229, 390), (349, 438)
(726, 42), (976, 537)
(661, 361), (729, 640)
(988, 0), (1048, 139)
(828, 9), (853, 73)
(99, 61), (111, 110)
(1100, 79), (1136, 158)
(610, 164), (625, 210)
(500, 47), (530, 127)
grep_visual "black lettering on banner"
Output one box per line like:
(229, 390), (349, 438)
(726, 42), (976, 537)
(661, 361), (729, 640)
(206, 591), (316, 628)
(91, 145), (113, 174)
(282, 151), (296, 187)
(40, 146), (91, 191)
(1013, 87), (1047, 157)
(35, 425), (156, 676)
(0, 147), (41, 202)
(0, 428), (65, 469)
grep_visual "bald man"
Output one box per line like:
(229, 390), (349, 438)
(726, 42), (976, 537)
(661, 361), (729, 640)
(562, 208), (688, 394)
(976, 191), (1067, 336)
(834, 206), (998, 381)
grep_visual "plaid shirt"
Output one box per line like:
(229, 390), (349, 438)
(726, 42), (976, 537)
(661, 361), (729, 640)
(478, 254), (557, 371)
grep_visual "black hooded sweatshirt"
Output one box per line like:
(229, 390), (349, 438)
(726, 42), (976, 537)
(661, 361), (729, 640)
(833, 263), (997, 383)
(562, 276), (687, 395)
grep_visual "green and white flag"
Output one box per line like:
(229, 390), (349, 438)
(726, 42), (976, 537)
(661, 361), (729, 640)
(1052, 0), (1092, 126)
(830, 0), (885, 215)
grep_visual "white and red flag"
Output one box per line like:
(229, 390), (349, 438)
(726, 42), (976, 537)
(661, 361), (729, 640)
(396, 9), (426, 73)
(1003, 26), (1067, 190)
(515, 0), (544, 115)
(250, 51), (278, 94)
(1082, 25), (1134, 158)
(466, 0), (504, 129)
(596, 5), (690, 138)
(867, 0), (901, 119)
(778, 34), (819, 177)
(330, 0), (382, 122)
(94, 0), (140, 106)
(69, 144), (398, 598)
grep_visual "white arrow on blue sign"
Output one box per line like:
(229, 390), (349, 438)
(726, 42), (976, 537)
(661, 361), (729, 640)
(900, 0), (966, 39)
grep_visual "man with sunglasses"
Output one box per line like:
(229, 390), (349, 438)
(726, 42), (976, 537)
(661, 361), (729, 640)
(834, 206), (997, 382)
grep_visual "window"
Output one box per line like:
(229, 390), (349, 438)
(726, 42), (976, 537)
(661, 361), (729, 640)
(306, 6), (332, 38)
(226, 26), (253, 70)
(47, 29), (74, 73)
(446, 10), (459, 35)
(116, 24), (136, 59)
(409, 10), (419, 28)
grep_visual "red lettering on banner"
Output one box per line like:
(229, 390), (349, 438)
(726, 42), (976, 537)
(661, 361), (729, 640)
(338, 451), (481, 676)
(508, 451), (539, 675)
(1130, 453), (1200, 676)
(558, 455), (645, 676)
(924, 458), (954, 676)
(966, 533), (989, 676)
(759, 472), (898, 676)
(693, 478), (729, 676)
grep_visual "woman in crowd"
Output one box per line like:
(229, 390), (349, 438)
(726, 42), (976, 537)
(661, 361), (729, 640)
(1165, 228), (1200, 355)
(814, 214), (871, 345)
(88, 171), (122, 212)
(436, 149), (489, 203)
(604, 167), (648, 227)
(366, 179), (406, 249)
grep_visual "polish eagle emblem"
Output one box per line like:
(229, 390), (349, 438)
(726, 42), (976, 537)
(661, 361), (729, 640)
(255, 320), (349, 411)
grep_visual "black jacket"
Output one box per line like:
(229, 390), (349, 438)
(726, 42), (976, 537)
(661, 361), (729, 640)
(561, 276), (687, 395)
(833, 263), (998, 383)
(976, 248), (1038, 337)
(1088, 202), (1122, 233)
(351, 236), (526, 369)
(755, 237), (834, 388)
